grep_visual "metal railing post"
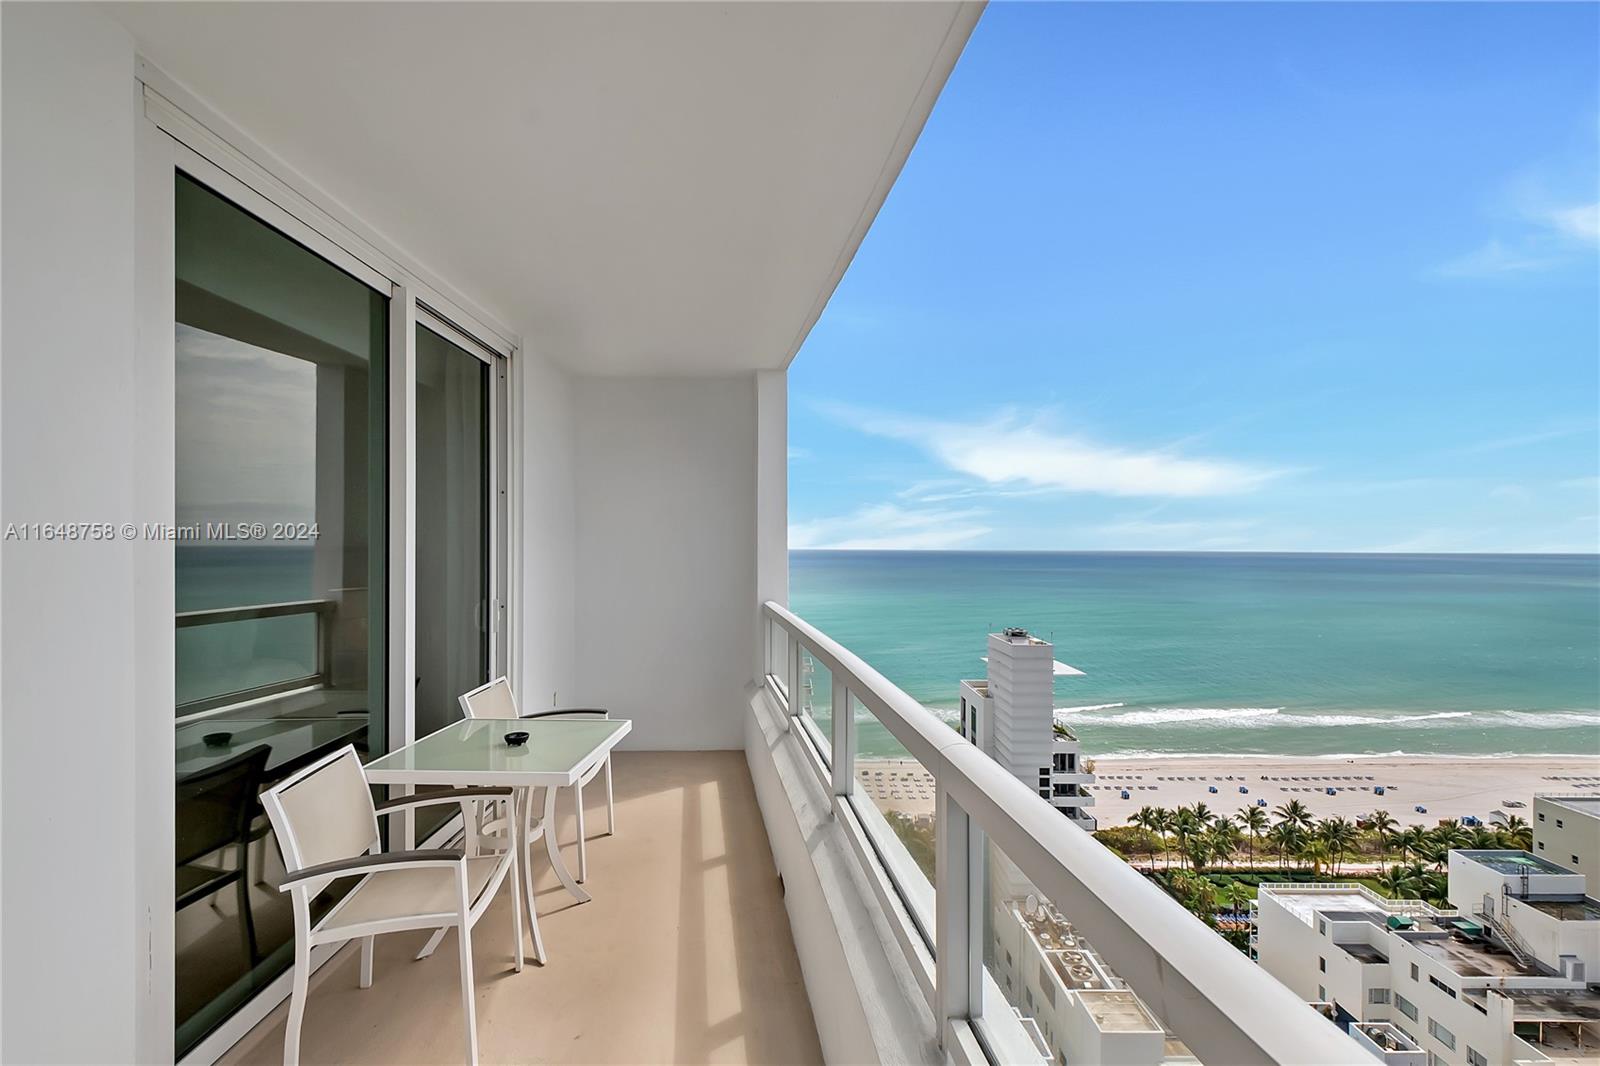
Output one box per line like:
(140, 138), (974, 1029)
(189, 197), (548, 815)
(935, 783), (980, 1049)
(787, 630), (802, 719)
(831, 677), (854, 798)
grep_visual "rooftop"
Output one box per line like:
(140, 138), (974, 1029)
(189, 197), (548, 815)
(1079, 990), (1162, 1034)
(1458, 850), (1573, 875)
(1525, 897), (1600, 921)
(1337, 942), (1390, 965)
(1539, 795), (1600, 816)
(1409, 934), (1533, 979)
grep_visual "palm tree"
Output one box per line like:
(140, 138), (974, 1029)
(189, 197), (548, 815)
(1209, 820), (1243, 868)
(1227, 881), (1253, 918)
(1503, 815), (1532, 850)
(1151, 807), (1174, 870)
(1300, 838), (1333, 877)
(1172, 808), (1202, 870)
(1396, 825), (1428, 863)
(1366, 810), (1398, 860)
(1237, 805), (1269, 866)
(1318, 817), (1360, 878)
(1131, 806), (1162, 869)
(1191, 802), (1216, 829)
(1274, 799), (1313, 832)
(1377, 864), (1413, 899)
(1267, 821), (1303, 871)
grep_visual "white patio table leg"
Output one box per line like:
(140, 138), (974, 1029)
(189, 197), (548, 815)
(518, 786), (547, 963)
(542, 782), (591, 904)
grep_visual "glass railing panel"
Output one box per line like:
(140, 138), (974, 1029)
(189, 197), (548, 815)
(176, 612), (319, 710)
(849, 702), (937, 946)
(767, 619), (789, 700)
(799, 648), (833, 764)
(978, 836), (1183, 1066)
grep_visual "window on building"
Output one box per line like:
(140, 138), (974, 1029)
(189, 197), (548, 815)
(1039, 776), (1050, 788)
(1539, 842), (1546, 850)
(1467, 1048), (1487, 1066)
(1428, 1018), (1456, 1050)
(1318, 919), (1327, 935)
(1410, 963), (1419, 981)
(1053, 753), (1067, 772)
(1066, 752), (1076, 771)
(1319, 956), (1326, 972)
(1574, 855), (1581, 865)
(1039, 788), (1051, 799)
(1428, 975), (1457, 998)
(1556, 818), (1564, 828)
(1317, 985), (1326, 1002)
(1396, 994), (1418, 1021)
(1369, 988), (1390, 1004)
(1538, 812), (1545, 821)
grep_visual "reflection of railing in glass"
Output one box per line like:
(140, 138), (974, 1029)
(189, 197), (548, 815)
(175, 598), (334, 716)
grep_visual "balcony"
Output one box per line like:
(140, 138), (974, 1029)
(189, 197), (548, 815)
(213, 753), (821, 1064)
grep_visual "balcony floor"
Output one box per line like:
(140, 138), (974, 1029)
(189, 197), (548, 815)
(220, 751), (822, 1065)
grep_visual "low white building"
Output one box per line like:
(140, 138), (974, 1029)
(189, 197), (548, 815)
(1254, 852), (1600, 1065)
(986, 848), (1192, 1066)
(1534, 795), (1600, 884)
(959, 629), (1096, 829)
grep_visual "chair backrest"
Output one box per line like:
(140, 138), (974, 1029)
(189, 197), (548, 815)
(523, 707), (609, 721)
(459, 676), (520, 720)
(260, 745), (379, 873)
(176, 744), (271, 867)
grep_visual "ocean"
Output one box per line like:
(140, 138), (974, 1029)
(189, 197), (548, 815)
(788, 551), (1600, 760)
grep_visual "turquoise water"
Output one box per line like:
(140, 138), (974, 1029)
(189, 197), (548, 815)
(789, 551), (1600, 759)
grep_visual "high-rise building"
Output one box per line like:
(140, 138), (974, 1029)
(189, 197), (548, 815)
(960, 628), (1097, 829)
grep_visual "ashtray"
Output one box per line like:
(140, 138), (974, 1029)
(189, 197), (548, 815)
(203, 732), (232, 748)
(505, 731), (529, 747)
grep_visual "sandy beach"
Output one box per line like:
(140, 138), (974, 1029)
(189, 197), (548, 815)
(1088, 755), (1600, 829)
(853, 754), (1600, 830)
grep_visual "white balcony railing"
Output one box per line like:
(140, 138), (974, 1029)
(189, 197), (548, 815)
(762, 601), (1362, 1065)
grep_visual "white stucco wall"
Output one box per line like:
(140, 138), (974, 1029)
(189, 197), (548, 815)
(514, 348), (579, 709)
(1, 5), (149, 1061)
(572, 375), (758, 749)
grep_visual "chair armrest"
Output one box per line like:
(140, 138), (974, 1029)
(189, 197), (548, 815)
(281, 848), (466, 889)
(373, 787), (514, 816)
(522, 707), (609, 720)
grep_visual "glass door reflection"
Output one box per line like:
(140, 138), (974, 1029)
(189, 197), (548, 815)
(173, 172), (388, 1056)
(413, 321), (491, 841)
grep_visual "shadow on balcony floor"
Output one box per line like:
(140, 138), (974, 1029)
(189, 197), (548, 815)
(219, 751), (822, 1065)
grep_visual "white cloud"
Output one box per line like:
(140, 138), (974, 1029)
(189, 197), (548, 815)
(1434, 239), (1563, 278)
(822, 405), (1280, 498)
(789, 504), (992, 550)
(1435, 194), (1599, 278)
(1546, 202), (1600, 244)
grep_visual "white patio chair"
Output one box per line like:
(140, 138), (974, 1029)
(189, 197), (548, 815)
(260, 745), (522, 1066)
(458, 676), (615, 883)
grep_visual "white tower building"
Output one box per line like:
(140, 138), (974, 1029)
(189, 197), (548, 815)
(960, 628), (1096, 829)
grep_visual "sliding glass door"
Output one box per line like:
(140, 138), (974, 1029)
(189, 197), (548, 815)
(173, 172), (388, 1056)
(413, 319), (494, 840)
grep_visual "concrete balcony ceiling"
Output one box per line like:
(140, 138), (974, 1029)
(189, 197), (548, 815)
(104, 1), (981, 374)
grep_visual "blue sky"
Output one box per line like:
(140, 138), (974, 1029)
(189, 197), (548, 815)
(788, 2), (1599, 553)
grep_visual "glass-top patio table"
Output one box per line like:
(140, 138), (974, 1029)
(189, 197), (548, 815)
(364, 716), (632, 958)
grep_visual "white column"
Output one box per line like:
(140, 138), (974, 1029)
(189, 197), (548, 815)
(754, 369), (788, 678)
(387, 286), (416, 847)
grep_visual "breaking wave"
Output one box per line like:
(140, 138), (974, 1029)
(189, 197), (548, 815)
(1061, 707), (1598, 729)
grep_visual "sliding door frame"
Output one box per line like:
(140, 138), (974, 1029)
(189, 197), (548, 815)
(137, 58), (522, 1066)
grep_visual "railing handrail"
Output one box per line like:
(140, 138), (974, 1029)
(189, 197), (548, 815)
(176, 598), (335, 628)
(762, 600), (1362, 1066)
